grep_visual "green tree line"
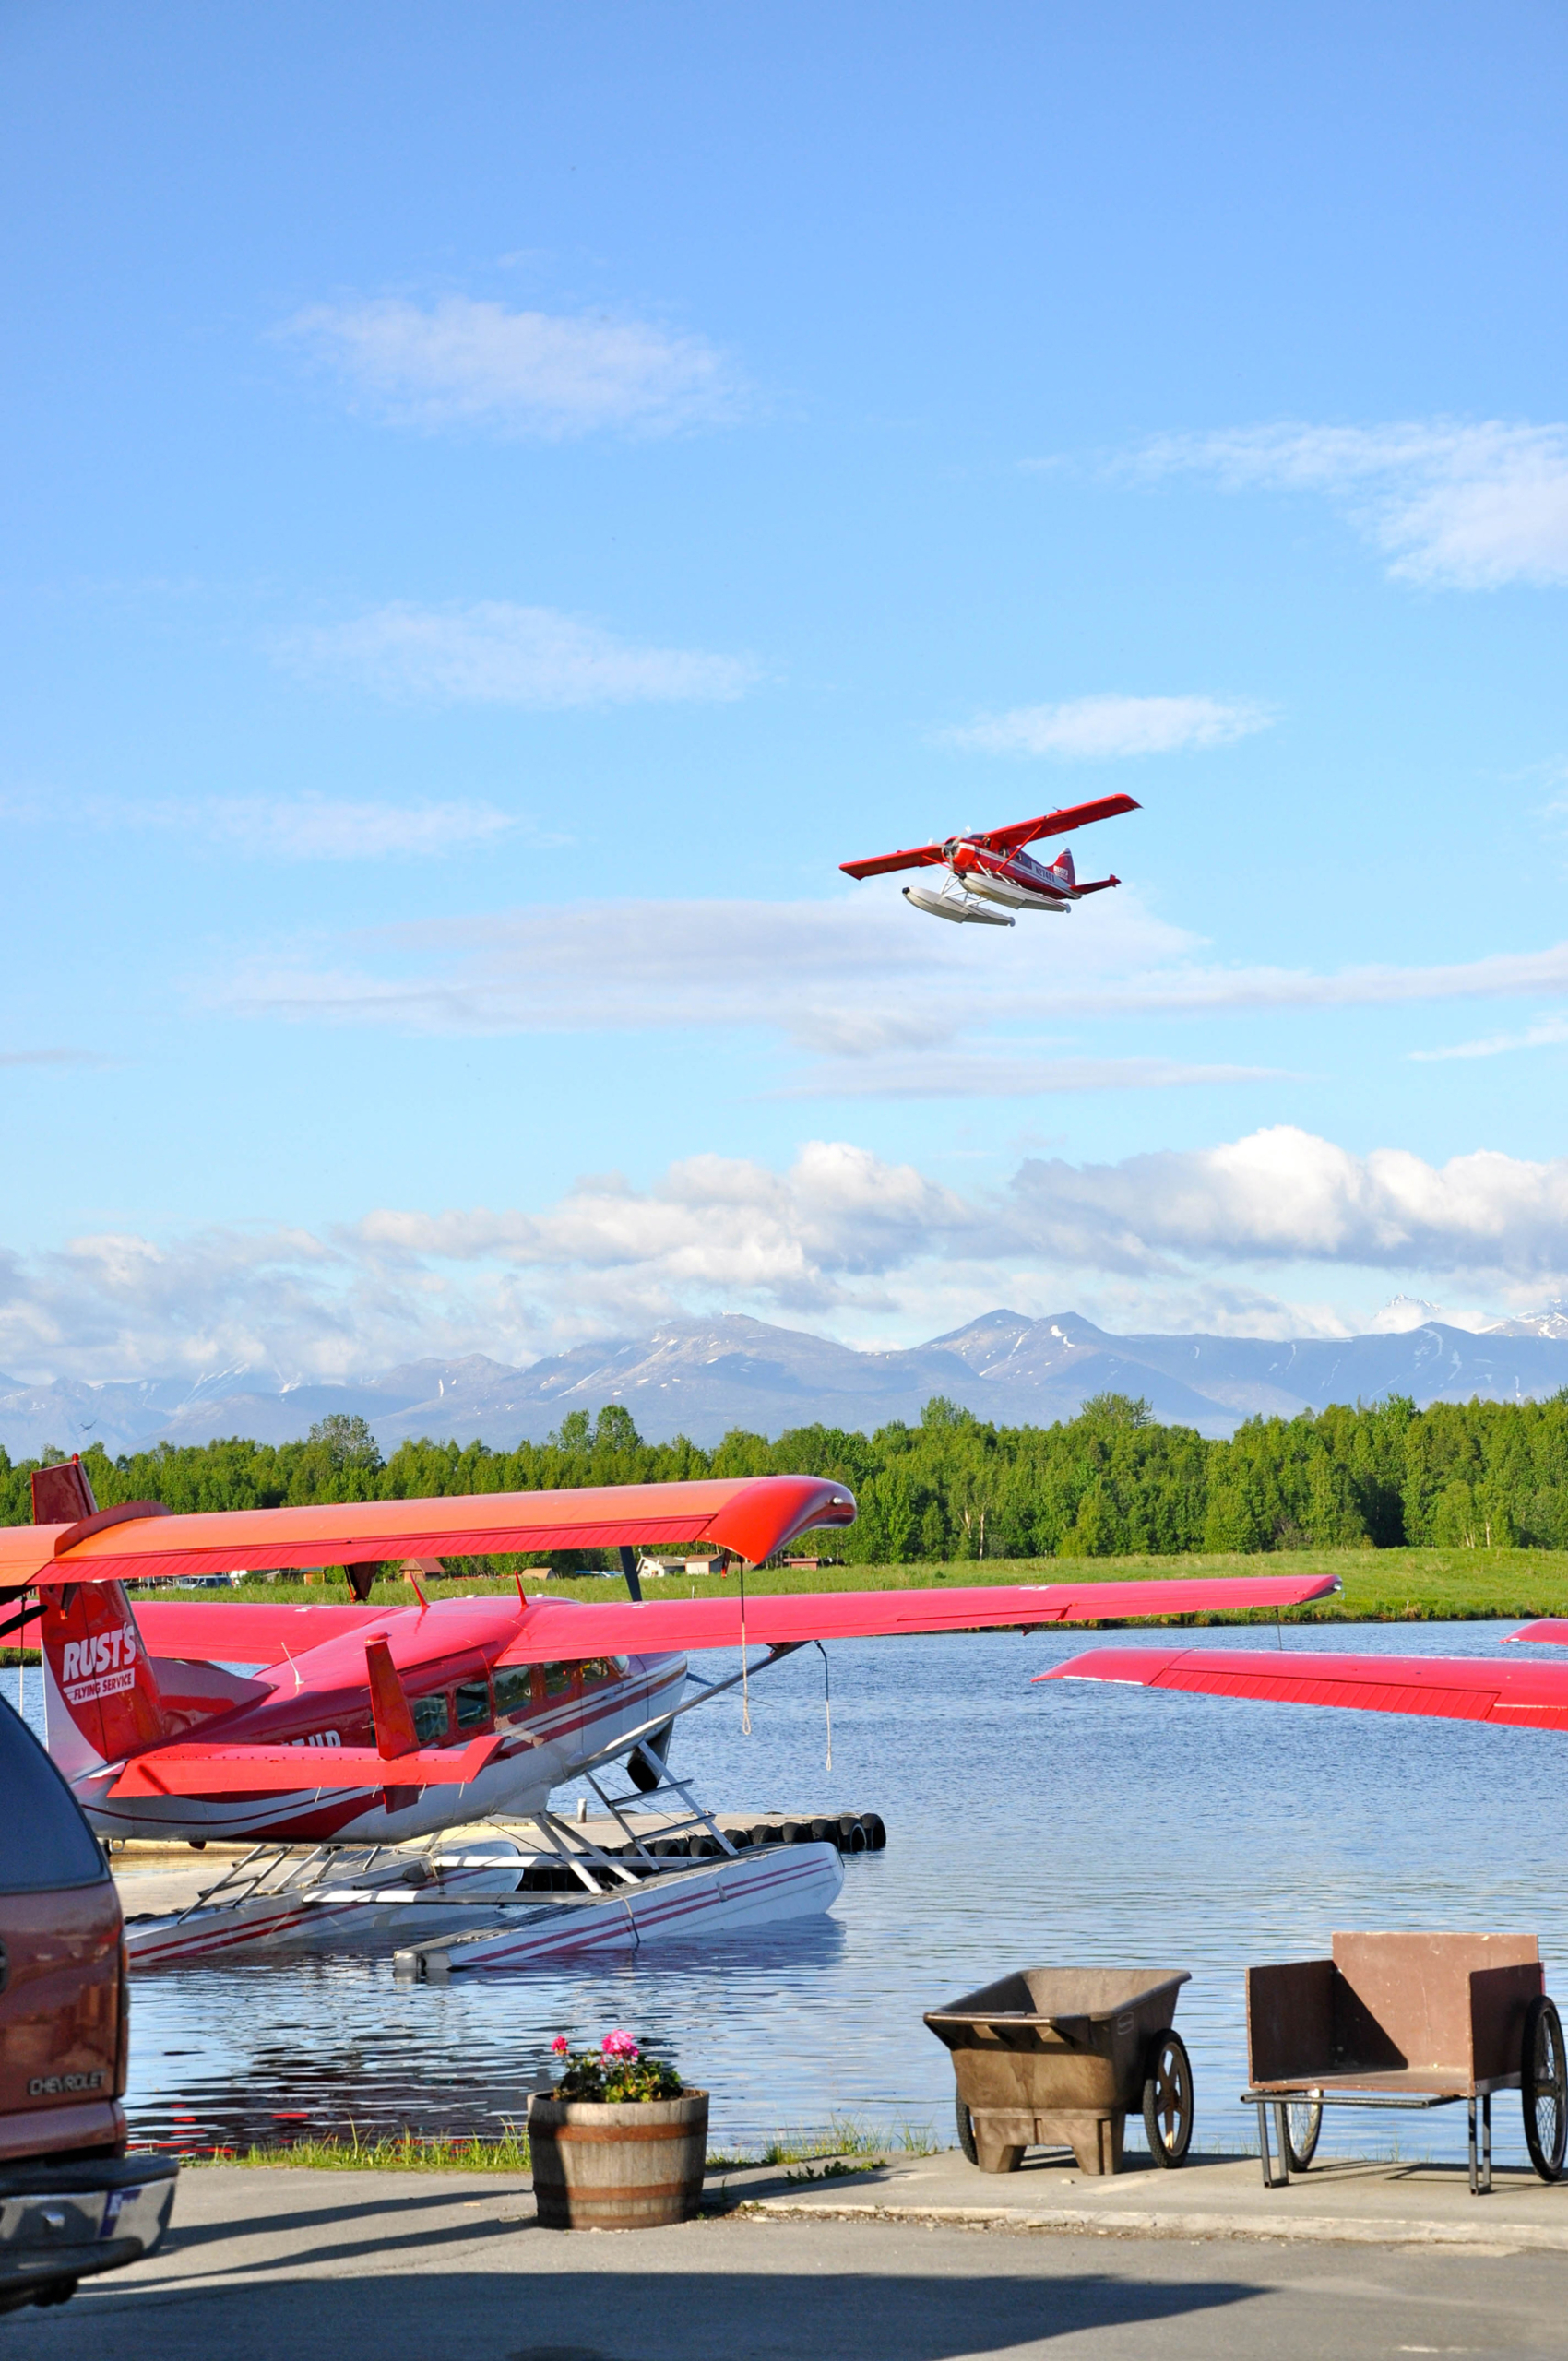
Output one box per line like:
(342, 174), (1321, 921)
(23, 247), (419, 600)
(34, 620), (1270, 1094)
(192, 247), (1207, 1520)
(6, 1392), (1568, 1563)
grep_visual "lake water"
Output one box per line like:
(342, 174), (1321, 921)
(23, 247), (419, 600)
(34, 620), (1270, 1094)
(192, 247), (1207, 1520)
(18, 1619), (1566, 2165)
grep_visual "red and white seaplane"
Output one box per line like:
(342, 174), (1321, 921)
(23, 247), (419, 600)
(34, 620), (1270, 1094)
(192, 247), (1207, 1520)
(5, 1456), (1336, 1974)
(840, 792), (1139, 928)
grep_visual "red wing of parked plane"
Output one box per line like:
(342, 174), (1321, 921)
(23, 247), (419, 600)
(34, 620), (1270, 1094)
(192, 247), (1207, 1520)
(487, 1572), (1341, 1661)
(126, 1572), (1340, 1671)
(0, 1473), (855, 1593)
(1037, 1643), (1568, 1733)
(840, 793), (1139, 880)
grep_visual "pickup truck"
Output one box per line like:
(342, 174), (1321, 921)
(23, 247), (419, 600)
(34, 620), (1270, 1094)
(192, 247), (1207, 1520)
(0, 1691), (177, 2314)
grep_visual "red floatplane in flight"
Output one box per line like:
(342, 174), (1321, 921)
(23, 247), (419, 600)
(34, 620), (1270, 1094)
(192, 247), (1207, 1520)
(5, 1457), (1336, 1970)
(840, 792), (1139, 928)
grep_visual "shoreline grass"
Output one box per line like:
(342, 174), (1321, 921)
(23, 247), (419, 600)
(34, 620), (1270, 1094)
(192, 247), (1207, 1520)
(179, 2113), (941, 2173)
(183, 2127), (532, 2171)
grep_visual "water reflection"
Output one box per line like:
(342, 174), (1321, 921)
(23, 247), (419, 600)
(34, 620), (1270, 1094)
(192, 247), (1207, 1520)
(62, 1619), (1568, 2164)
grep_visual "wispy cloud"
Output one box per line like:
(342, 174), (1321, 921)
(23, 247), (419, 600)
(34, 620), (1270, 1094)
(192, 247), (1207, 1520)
(0, 1049), (109, 1069)
(1130, 419), (1568, 588)
(280, 295), (743, 439)
(1411, 1014), (1568, 1063)
(783, 1053), (1289, 1099)
(944, 693), (1270, 758)
(2, 789), (521, 860)
(218, 893), (1199, 1065)
(217, 896), (1568, 1086)
(281, 600), (758, 707)
(132, 794), (519, 860)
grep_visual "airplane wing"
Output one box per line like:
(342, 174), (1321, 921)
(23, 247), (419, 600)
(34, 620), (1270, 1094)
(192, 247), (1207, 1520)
(840, 839), (944, 881)
(492, 1572), (1341, 1664)
(0, 1473), (854, 1593)
(988, 793), (1140, 854)
(134, 1601), (392, 1665)
(1503, 1620), (1568, 1646)
(108, 1732), (504, 1797)
(1036, 1643), (1568, 1733)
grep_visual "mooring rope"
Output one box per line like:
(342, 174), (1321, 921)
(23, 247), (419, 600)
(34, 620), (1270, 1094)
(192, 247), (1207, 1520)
(739, 1557), (751, 1735)
(814, 1640), (832, 1772)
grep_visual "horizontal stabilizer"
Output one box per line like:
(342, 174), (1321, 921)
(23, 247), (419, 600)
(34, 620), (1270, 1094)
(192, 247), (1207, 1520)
(1036, 1643), (1568, 1733)
(109, 1732), (504, 1797)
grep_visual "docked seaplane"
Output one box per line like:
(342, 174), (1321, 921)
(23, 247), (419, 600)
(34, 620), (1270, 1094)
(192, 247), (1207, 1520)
(840, 791), (1138, 928)
(5, 1456), (1336, 1974)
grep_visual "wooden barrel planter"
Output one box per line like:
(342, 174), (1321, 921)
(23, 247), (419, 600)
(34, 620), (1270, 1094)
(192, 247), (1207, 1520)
(527, 2091), (709, 2229)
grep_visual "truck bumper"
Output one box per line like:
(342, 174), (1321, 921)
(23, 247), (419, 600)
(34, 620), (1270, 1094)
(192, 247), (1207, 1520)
(0, 2152), (178, 2311)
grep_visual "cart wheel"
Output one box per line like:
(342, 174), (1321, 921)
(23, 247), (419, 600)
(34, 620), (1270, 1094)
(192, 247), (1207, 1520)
(955, 2095), (978, 2165)
(1522, 1996), (1568, 2182)
(1283, 2095), (1323, 2173)
(1142, 2031), (1194, 2167)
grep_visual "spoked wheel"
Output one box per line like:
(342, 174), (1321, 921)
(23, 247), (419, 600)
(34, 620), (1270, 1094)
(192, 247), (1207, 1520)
(1522, 1995), (1568, 2182)
(955, 2094), (978, 2165)
(1142, 2030), (1194, 2168)
(1283, 2095), (1323, 2173)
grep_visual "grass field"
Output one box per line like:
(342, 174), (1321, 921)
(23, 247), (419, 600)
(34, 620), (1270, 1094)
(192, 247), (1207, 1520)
(6, 1547), (1567, 1665)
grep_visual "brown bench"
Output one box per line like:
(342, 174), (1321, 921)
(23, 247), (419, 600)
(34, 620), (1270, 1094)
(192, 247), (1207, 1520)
(1244, 1931), (1565, 2193)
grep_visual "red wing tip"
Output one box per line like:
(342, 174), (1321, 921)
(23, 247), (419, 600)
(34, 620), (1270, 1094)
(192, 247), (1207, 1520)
(1503, 1619), (1568, 1646)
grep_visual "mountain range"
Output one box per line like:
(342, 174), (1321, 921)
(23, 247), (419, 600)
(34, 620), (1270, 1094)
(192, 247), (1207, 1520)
(4, 1305), (1567, 1460)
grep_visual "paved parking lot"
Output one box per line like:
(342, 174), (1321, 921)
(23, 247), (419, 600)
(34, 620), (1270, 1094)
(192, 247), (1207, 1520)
(9, 2163), (1568, 2360)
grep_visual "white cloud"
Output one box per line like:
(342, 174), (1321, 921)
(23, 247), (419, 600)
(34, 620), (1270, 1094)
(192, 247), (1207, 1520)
(282, 601), (757, 707)
(0, 1145), (982, 1382)
(945, 694), (1269, 758)
(1134, 419), (1568, 588)
(1009, 1126), (1568, 1280)
(7, 1129), (1568, 1384)
(281, 295), (742, 438)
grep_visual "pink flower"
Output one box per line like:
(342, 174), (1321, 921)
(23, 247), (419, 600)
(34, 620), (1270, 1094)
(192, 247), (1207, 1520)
(601, 2029), (639, 2059)
(551, 2035), (569, 2055)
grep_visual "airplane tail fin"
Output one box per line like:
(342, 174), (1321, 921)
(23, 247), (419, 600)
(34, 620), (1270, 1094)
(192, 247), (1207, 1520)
(31, 1458), (171, 1776)
(1050, 848), (1075, 886)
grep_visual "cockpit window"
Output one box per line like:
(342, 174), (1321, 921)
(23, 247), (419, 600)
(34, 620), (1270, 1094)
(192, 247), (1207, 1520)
(493, 1665), (533, 1721)
(454, 1679), (492, 1731)
(412, 1692), (449, 1745)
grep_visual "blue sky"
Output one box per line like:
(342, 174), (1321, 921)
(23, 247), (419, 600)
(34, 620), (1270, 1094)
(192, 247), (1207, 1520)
(5, 1), (1568, 1382)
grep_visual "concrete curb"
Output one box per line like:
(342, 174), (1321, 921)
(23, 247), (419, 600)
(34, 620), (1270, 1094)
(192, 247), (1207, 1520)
(737, 2195), (1568, 2254)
